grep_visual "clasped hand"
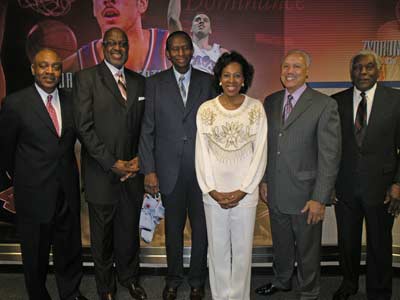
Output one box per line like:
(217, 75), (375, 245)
(209, 190), (246, 209)
(111, 157), (139, 182)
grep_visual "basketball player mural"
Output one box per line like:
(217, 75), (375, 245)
(367, 0), (400, 81)
(168, 0), (228, 74)
(63, 0), (175, 77)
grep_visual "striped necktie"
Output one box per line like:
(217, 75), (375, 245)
(354, 92), (367, 147)
(117, 71), (127, 101)
(283, 94), (294, 122)
(179, 75), (187, 105)
(46, 94), (60, 136)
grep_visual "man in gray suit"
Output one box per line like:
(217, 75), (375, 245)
(255, 50), (341, 300)
(139, 31), (215, 300)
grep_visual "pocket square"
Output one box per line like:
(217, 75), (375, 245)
(138, 96), (146, 101)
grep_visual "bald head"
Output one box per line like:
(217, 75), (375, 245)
(103, 27), (128, 42)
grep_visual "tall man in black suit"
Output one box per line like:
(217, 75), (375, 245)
(332, 50), (400, 300)
(73, 28), (147, 300)
(139, 31), (215, 300)
(0, 49), (87, 300)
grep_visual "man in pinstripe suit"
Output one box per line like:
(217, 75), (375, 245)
(255, 50), (341, 300)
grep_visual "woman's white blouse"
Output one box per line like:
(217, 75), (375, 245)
(195, 95), (268, 207)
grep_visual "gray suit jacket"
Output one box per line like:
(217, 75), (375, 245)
(139, 68), (215, 195)
(264, 87), (341, 214)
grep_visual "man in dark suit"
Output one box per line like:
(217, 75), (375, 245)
(331, 50), (400, 300)
(255, 50), (341, 300)
(139, 31), (215, 300)
(0, 49), (87, 300)
(73, 28), (146, 300)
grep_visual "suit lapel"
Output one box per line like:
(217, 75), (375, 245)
(30, 86), (59, 137)
(164, 69), (185, 114)
(341, 88), (356, 143)
(362, 86), (388, 149)
(282, 87), (313, 130)
(184, 69), (201, 119)
(98, 62), (127, 107)
(270, 91), (285, 128)
(59, 91), (66, 137)
(125, 72), (138, 111)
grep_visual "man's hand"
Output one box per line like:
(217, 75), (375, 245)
(111, 160), (136, 176)
(120, 157), (141, 182)
(112, 158), (140, 182)
(127, 156), (140, 172)
(301, 200), (326, 225)
(144, 172), (159, 195)
(384, 183), (400, 217)
(259, 182), (268, 204)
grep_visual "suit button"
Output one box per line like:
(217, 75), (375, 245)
(182, 136), (188, 143)
(277, 151), (281, 155)
(279, 133), (283, 137)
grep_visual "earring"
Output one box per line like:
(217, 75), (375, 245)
(241, 83), (245, 87)
(219, 82), (222, 86)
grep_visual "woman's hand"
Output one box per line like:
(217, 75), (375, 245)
(209, 190), (246, 209)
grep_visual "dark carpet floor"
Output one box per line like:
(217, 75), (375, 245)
(0, 269), (399, 300)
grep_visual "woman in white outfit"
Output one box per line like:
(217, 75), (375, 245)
(195, 51), (268, 300)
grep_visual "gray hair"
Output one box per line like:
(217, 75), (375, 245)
(349, 49), (381, 71)
(282, 49), (312, 67)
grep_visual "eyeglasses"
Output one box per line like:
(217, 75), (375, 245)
(103, 40), (129, 48)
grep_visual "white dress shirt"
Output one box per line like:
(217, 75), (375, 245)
(172, 66), (191, 105)
(104, 59), (126, 84)
(353, 83), (377, 124)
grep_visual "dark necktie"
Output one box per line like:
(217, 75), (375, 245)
(354, 92), (367, 147)
(46, 95), (60, 136)
(283, 94), (294, 123)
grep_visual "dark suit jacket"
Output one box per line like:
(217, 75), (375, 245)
(0, 85), (80, 222)
(264, 87), (341, 214)
(73, 61), (145, 204)
(333, 84), (400, 205)
(139, 68), (215, 195)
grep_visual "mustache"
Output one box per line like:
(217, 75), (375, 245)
(42, 75), (56, 81)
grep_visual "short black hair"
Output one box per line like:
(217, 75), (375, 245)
(213, 51), (254, 94)
(166, 31), (193, 51)
(103, 27), (128, 43)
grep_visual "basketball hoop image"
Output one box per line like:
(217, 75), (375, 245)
(18, 0), (75, 17)
(25, 20), (78, 62)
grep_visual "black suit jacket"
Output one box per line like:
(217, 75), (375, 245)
(0, 85), (80, 222)
(333, 84), (400, 205)
(139, 68), (215, 195)
(73, 61), (145, 204)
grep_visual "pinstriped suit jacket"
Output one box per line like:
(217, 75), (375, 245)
(263, 86), (341, 214)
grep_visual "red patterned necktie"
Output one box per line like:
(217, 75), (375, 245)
(354, 92), (367, 147)
(46, 94), (60, 136)
(117, 71), (127, 101)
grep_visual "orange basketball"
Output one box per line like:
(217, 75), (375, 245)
(25, 19), (77, 62)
